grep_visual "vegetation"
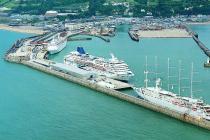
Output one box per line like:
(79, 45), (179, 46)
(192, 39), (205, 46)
(1, 0), (210, 17)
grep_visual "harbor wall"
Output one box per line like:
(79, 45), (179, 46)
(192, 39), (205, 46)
(185, 25), (210, 57)
(19, 60), (210, 131)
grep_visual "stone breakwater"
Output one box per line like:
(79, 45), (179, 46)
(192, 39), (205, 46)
(5, 55), (210, 131)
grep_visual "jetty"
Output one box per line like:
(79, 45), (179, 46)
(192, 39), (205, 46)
(81, 33), (110, 42)
(192, 35), (210, 57)
(67, 37), (92, 41)
(185, 25), (210, 57)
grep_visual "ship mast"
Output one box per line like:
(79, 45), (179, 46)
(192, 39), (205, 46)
(178, 60), (182, 96)
(190, 62), (194, 98)
(144, 56), (148, 88)
(189, 62), (201, 98)
(155, 56), (158, 80)
(167, 58), (170, 91)
(167, 58), (176, 92)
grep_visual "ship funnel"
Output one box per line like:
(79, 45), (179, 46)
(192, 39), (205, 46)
(110, 53), (115, 59)
(110, 53), (119, 62)
(77, 47), (86, 54)
(155, 78), (161, 89)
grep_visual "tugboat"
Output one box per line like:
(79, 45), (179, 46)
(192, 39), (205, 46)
(204, 57), (210, 67)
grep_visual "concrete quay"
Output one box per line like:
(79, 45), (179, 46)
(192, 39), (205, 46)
(184, 25), (210, 59)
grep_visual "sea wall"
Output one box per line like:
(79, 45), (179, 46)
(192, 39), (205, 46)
(19, 60), (210, 131)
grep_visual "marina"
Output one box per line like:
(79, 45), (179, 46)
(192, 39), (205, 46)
(2, 24), (210, 139)
(2, 0), (210, 138)
(3, 21), (210, 132)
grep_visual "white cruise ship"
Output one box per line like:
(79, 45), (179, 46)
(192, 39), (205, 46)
(134, 58), (210, 121)
(64, 47), (134, 81)
(134, 78), (210, 121)
(47, 32), (67, 54)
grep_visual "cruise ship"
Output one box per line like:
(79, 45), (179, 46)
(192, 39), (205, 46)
(47, 32), (67, 54)
(134, 58), (210, 121)
(64, 47), (134, 81)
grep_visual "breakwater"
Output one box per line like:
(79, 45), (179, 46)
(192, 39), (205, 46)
(192, 35), (210, 57)
(68, 37), (92, 41)
(185, 25), (210, 57)
(81, 33), (110, 42)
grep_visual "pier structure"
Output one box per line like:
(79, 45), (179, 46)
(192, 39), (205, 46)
(185, 25), (210, 58)
(80, 33), (110, 42)
(67, 29), (112, 42)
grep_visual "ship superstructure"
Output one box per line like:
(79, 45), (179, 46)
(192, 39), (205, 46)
(64, 47), (134, 81)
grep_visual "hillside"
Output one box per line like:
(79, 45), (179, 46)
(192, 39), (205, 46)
(1, 0), (210, 17)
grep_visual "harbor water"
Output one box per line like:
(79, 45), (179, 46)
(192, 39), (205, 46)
(1, 25), (210, 139)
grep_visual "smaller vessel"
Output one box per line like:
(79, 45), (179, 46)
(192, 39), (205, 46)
(204, 57), (210, 67)
(47, 32), (67, 54)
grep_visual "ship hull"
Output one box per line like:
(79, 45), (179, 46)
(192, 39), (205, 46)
(105, 74), (131, 81)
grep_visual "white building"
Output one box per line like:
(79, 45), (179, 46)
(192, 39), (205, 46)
(45, 11), (58, 18)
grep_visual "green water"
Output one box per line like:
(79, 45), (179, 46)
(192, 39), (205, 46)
(1, 25), (210, 139)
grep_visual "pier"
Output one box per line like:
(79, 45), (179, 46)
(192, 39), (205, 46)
(67, 37), (92, 41)
(192, 35), (210, 57)
(81, 33), (110, 42)
(185, 25), (210, 57)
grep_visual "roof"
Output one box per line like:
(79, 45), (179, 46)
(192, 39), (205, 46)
(46, 11), (58, 14)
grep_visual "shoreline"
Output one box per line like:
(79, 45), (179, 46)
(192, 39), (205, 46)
(0, 24), (45, 34)
(186, 21), (210, 25)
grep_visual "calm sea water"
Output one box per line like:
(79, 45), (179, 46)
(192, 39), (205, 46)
(1, 25), (210, 139)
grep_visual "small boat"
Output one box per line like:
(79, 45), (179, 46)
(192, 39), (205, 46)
(204, 57), (210, 67)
